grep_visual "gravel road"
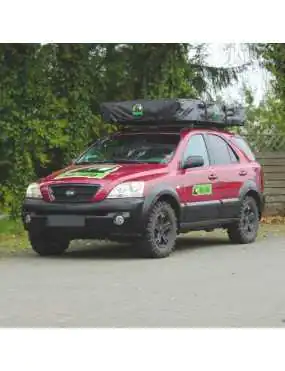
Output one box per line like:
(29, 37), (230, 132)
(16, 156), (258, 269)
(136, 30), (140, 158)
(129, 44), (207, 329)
(0, 235), (285, 327)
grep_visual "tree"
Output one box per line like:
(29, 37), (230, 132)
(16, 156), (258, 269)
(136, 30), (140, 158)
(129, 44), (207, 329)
(247, 43), (285, 100)
(0, 43), (249, 217)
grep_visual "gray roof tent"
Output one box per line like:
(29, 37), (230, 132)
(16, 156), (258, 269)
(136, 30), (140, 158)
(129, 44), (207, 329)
(100, 98), (245, 127)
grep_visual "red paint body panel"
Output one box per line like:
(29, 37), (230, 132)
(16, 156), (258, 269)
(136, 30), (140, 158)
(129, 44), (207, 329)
(37, 128), (264, 213)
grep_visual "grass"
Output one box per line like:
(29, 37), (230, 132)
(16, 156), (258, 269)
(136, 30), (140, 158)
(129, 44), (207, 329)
(0, 218), (29, 256)
(0, 216), (285, 258)
(0, 218), (25, 235)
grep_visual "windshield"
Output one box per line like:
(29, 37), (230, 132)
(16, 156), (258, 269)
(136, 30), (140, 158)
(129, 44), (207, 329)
(76, 133), (180, 165)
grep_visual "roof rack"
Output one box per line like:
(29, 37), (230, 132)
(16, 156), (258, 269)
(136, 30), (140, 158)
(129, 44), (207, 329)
(100, 98), (245, 129)
(118, 123), (226, 134)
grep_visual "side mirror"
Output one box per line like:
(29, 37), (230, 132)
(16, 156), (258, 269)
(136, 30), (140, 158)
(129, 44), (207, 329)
(182, 155), (204, 169)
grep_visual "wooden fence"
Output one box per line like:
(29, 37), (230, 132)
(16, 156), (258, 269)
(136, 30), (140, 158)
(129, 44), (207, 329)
(256, 153), (285, 216)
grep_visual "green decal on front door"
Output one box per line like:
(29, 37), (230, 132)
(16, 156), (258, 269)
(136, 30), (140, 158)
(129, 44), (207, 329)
(192, 184), (212, 196)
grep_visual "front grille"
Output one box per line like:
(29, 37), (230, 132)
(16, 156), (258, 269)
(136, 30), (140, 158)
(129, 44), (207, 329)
(49, 184), (100, 203)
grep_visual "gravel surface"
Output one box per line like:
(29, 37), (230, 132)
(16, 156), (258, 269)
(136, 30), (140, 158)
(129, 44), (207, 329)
(0, 235), (285, 327)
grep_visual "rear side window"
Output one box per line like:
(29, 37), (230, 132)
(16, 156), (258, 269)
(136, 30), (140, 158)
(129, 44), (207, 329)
(206, 134), (239, 165)
(231, 136), (255, 161)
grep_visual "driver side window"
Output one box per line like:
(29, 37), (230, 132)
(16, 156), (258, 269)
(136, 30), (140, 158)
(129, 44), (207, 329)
(183, 134), (210, 166)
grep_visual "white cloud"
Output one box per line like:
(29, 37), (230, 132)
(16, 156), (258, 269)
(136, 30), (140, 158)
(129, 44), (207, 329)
(205, 43), (271, 104)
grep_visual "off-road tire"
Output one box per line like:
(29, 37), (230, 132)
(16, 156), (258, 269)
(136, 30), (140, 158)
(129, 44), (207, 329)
(139, 201), (177, 258)
(29, 231), (70, 256)
(227, 196), (259, 244)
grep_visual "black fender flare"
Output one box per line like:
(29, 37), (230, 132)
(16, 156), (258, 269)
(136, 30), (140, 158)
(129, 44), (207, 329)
(239, 180), (264, 216)
(239, 180), (261, 200)
(142, 185), (181, 223)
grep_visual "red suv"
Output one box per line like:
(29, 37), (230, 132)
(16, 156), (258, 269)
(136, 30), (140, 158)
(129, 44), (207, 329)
(22, 99), (265, 258)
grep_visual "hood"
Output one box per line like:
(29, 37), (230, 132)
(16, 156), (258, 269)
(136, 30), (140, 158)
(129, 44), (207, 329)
(42, 163), (169, 185)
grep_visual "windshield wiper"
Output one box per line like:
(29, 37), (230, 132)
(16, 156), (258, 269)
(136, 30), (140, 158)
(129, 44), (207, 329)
(75, 159), (158, 165)
(111, 159), (155, 164)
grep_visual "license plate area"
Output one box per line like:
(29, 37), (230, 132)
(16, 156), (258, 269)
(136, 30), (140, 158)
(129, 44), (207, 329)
(47, 215), (85, 227)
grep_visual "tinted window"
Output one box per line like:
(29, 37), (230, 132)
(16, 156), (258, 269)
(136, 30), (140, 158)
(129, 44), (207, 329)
(183, 134), (209, 166)
(207, 134), (238, 165)
(232, 136), (255, 161)
(228, 145), (239, 163)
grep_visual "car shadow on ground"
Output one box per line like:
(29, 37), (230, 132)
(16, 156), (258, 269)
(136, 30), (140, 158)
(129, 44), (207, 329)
(49, 234), (230, 261)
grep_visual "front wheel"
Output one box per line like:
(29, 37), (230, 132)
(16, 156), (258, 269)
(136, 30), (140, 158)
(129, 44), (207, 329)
(29, 231), (70, 256)
(227, 196), (259, 244)
(139, 201), (177, 258)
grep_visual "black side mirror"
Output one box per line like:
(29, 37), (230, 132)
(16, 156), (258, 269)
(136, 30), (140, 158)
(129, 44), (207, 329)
(182, 155), (204, 169)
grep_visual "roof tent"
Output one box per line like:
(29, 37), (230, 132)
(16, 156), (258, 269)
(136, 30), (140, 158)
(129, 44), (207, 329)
(100, 98), (245, 128)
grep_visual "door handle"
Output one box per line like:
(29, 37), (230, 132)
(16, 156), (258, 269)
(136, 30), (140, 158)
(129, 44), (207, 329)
(208, 173), (218, 180)
(239, 170), (247, 176)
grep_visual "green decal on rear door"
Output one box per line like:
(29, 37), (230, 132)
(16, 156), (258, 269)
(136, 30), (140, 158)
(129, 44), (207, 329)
(192, 184), (212, 196)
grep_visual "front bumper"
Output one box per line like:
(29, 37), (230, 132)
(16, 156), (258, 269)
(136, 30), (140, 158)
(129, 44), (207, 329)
(22, 198), (145, 239)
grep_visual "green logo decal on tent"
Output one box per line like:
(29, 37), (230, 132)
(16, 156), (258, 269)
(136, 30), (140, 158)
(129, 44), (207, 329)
(192, 184), (212, 196)
(55, 165), (120, 179)
(132, 103), (143, 117)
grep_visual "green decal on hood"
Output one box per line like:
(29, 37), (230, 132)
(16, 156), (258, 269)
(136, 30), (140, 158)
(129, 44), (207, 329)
(55, 165), (120, 179)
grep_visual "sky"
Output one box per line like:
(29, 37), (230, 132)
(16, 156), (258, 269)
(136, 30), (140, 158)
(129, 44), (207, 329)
(205, 43), (271, 105)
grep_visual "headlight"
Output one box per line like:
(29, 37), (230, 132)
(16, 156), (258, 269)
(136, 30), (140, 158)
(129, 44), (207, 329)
(26, 183), (43, 199)
(107, 181), (145, 199)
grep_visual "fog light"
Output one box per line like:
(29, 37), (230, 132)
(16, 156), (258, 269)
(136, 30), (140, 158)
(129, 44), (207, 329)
(25, 214), (31, 224)
(114, 215), (125, 226)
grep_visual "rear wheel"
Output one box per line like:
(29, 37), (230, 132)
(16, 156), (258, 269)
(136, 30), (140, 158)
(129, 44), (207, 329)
(29, 231), (70, 256)
(227, 196), (259, 244)
(139, 201), (177, 258)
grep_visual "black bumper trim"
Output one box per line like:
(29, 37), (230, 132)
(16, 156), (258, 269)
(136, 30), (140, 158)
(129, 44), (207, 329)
(23, 198), (144, 213)
(22, 198), (145, 238)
